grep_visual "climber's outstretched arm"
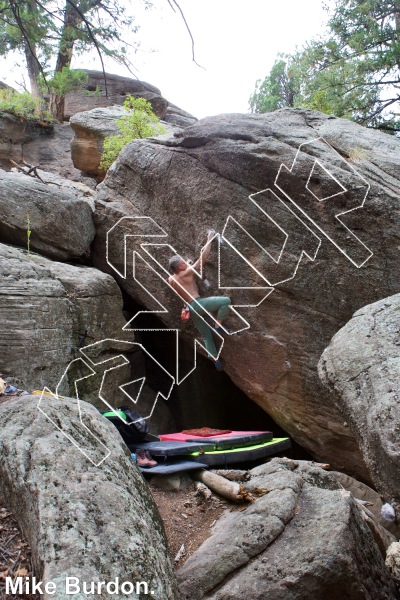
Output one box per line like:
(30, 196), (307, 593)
(192, 229), (216, 271)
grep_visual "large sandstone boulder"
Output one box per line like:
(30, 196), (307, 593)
(22, 122), (97, 185)
(0, 169), (95, 260)
(0, 243), (132, 404)
(178, 458), (397, 599)
(0, 395), (178, 599)
(70, 105), (179, 180)
(164, 101), (198, 128)
(64, 70), (197, 128)
(318, 294), (400, 502)
(0, 113), (95, 184)
(70, 106), (126, 179)
(91, 108), (400, 481)
(64, 70), (168, 120)
(0, 112), (53, 169)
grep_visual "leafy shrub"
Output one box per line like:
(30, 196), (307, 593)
(100, 95), (166, 170)
(0, 89), (41, 119)
(45, 68), (88, 96)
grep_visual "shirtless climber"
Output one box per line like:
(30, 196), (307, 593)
(168, 229), (231, 371)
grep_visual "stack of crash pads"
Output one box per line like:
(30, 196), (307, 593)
(132, 430), (291, 475)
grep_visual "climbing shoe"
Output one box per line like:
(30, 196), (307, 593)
(214, 359), (224, 372)
(136, 449), (157, 468)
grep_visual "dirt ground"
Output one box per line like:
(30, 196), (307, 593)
(0, 507), (39, 600)
(148, 479), (234, 566)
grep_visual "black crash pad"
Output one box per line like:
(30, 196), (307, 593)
(135, 459), (208, 475)
(130, 440), (216, 456)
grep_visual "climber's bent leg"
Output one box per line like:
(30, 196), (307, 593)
(189, 302), (219, 360)
(196, 296), (231, 327)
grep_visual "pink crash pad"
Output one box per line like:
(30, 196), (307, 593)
(159, 430), (271, 442)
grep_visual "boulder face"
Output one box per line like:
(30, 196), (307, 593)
(0, 169), (95, 260)
(318, 294), (400, 502)
(70, 105), (126, 179)
(64, 70), (168, 120)
(177, 458), (397, 599)
(0, 242), (131, 403)
(164, 101), (198, 128)
(70, 105), (181, 180)
(0, 395), (178, 599)
(91, 108), (400, 481)
(64, 70), (197, 127)
(0, 113), (95, 184)
(22, 121), (97, 184)
(0, 112), (53, 169)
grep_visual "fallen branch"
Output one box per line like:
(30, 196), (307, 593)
(9, 159), (46, 183)
(192, 470), (254, 503)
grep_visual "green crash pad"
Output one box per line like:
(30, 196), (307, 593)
(188, 437), (291, 466)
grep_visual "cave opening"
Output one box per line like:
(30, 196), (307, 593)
(122, 294), (301, 448)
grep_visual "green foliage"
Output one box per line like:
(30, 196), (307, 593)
(0, 88), (56, 122)
(39, 67), (89, 96)
(0, 88), (40, 118)
(250, 0), (400, 131)
(321, 0), (400, 129)
(45, 68), (88, 97)
(0, 0), (142, 118)
(250, 47), (381, 122)
(249, 58), (299, 113)
(0, 0), (51, 56)
(100, 96), (166, 171)
(0, 0), (137, 70)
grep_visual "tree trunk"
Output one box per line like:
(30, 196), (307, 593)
(55, 2), (81, 73)
(24, 41), (43, 99)
(49, 94), (65, 121)
(48, 2), (82, 120)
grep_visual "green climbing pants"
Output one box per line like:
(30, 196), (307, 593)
(189, 296), (231, 360)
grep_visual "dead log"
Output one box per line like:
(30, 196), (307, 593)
(191, 470), (253, 503)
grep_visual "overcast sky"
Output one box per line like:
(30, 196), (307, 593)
(0, 0), (329, 119)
